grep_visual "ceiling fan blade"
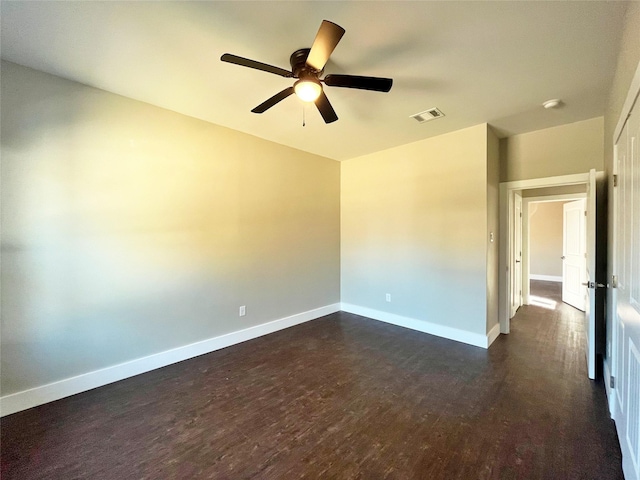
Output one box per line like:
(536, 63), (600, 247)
(314, 91), (338, 124)
(306, 20), (346, 72)
(251, 87), (295, 114)
(324, 74), (393, 92)
(221, 53), (292, 78)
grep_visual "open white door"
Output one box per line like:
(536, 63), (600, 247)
(584, 169), (597, 380)
(510, 192), (523, 317)
(562, 199), (586, 311)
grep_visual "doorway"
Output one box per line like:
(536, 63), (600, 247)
(522, 193), (587, 312)
(499, 171), (604, 380)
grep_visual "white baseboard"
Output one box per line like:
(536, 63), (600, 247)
(529, 274), (562, 282)
(603, 360), (615, 417)
(340, 303), (495, 349)
(487, 323), (501, 348)
(0, 303), (340, 417)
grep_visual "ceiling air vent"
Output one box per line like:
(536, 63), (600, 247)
(410, 107), (445, 123)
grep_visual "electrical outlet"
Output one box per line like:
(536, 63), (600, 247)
(386, 293), (391, 302)
(239, 305), (246, 317)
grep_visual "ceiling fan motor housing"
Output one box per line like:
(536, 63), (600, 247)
(290, 48), (321, 78)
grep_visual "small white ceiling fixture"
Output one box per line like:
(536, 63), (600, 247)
(410, 108), (445, 123)
(542, 99), (563, 109)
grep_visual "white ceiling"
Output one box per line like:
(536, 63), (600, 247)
(0, 1), (629, 161)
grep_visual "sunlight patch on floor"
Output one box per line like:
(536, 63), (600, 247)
(529, 295), (557, 310)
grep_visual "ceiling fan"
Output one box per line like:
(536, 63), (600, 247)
(221, 20), (393, 124)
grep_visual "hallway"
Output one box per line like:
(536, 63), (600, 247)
(516, 279), (589, 377)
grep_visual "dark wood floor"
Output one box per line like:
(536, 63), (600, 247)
(1, 281), (623, 479)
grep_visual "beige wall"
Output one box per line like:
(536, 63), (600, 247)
(605, 2), (640, 169)
(529, 202), (566, 278)
(486, 128), (500, 331)
(500, 117), (604, 182)
(341, 124), (490, 336)
(1, 61), (340, 395)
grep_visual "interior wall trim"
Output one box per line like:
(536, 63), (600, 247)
(341, 303), (499, 349)
(487, 323), (501, 348)
(0, 303), (341, 417)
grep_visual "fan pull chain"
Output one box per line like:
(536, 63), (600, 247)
(302, 104), (306, 127)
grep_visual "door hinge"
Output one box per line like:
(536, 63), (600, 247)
(584, 210), (587, 216)
(613, 174), (618, 187)
(612, 275), (618, 288)
(610, 376), (615, 389)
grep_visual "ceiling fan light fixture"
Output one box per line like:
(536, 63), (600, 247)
(294, 78), (322, 102)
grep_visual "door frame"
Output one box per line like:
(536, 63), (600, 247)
(607, 142), (620, 415)
(511, 192), (523, 317)
(522, 193), (586, 305)
(499, 172), (602, 334)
